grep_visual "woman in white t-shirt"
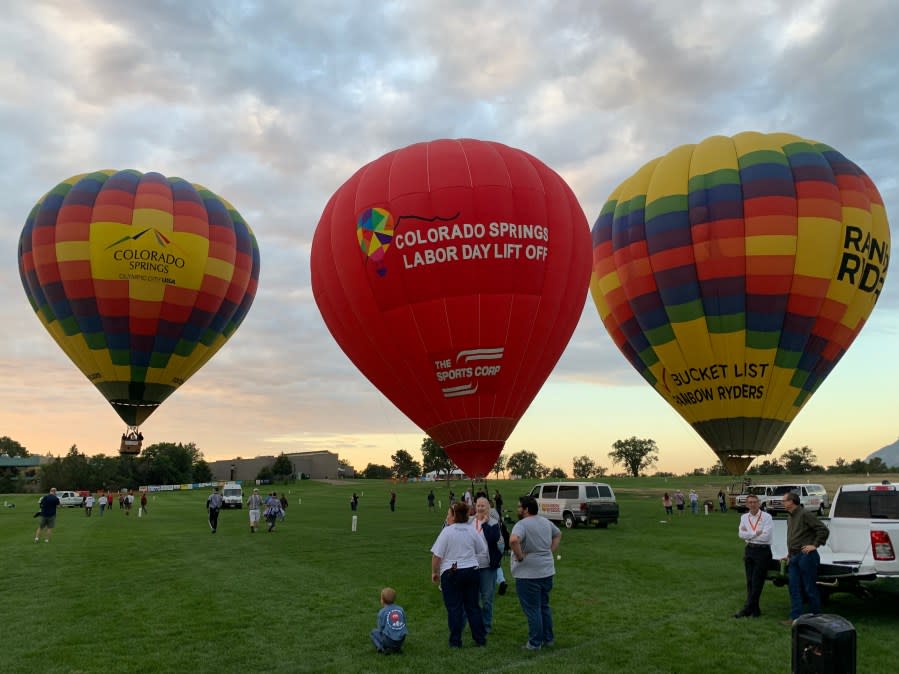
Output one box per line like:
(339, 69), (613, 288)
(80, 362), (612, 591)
(430, 502), (488, 648)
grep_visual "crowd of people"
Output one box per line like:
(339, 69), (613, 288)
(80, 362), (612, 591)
(422, 490), (560, 652)
(31, 480), (829, 654)
(206, 486), (288, 533)
(32, 488), (145, 542)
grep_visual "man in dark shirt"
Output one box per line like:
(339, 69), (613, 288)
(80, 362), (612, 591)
(34, 488), (61, 543)
(782, 492), (829, 623)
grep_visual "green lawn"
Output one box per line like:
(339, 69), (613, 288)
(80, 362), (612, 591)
(1, 477), (895, 673)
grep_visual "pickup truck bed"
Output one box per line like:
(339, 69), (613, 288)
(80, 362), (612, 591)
(768, 482), (899, 597)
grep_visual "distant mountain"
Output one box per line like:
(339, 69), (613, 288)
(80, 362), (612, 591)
(866, 437), (899, 467)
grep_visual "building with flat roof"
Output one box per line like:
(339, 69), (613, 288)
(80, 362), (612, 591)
(208, 451), (352, 482)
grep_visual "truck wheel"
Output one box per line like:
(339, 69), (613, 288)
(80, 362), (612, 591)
(563, 512), (575, 529)
(816, 505), (824, 516)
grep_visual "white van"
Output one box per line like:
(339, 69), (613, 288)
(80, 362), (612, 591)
(528, 482), (618, 529)
(221, 482), (244, 509)
(734, 484), (778, 512)
(766, 484), (829, 516)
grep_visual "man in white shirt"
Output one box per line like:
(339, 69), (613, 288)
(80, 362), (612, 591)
(734, 494), (774, 618)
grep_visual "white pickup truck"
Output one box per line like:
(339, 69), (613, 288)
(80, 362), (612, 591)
(770, 481), (899, 598)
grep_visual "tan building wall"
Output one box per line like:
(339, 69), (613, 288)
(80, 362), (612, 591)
(209, 451), (345, 482)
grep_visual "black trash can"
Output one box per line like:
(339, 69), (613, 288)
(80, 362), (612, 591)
(792, 613), (856, 674)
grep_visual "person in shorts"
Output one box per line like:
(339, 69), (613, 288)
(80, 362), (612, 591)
(35, 488), (61, 543)
(246, 488), (263, 533)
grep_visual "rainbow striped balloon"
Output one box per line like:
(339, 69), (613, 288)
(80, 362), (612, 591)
(590, 132), (890, 474)
(18, 170), (260, 428)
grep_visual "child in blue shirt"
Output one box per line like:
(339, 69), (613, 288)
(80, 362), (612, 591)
(370, 587), (407, 654)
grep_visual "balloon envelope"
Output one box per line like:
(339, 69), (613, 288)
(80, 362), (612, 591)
(590, 132), (890, 474)
(312, 139), (591, 477)
(18, 169), (260, 427)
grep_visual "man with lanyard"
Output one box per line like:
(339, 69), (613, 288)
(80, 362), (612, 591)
(782, 491), (829, 624)
(733, 494), (773, 618)
(206, 486), (223, 533)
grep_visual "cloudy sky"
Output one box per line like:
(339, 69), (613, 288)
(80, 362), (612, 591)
(1, 0), (897, 474)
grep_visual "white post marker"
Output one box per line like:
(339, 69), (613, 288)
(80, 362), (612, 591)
(298, 498), (302, 505)
(352, 515), (358, 532)
(704, 503), (709, 516)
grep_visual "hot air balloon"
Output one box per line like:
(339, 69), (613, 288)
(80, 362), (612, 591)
(590, 132), (890, 474)
(18, 170), (260, 454)
(312, 139), (591, 478)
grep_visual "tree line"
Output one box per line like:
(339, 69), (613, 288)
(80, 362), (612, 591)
(358, 436), (897, 480)
(0, 436), (213, 493)
(356, 436), (657, 480)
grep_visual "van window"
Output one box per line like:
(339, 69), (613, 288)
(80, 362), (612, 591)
(597, 486), (612, 498)
(772, 486), (798, 496)
(585, 486), (599, 499)
(529, 486), (541, 498)
(558, 485), (578, 499)
(801, 487), (809, 496)
(541, 485), (558, 498)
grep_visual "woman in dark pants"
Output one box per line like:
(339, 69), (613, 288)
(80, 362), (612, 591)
(430, 502), (488, 647)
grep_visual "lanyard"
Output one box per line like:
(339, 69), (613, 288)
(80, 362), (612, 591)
(748, 512), (762, 533)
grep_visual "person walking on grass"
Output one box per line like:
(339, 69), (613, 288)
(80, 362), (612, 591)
(264, 492), (282, 532)
(247, 488), (263, 533)
(140, 491), (148, 516)
(674, 489), (685, 515)
(510, 495), (561, 651)
(34, 487), (61, 543)
(734, 494), (773, 619)
(207, 486), (223, 533)
(662, 492), (673, 516)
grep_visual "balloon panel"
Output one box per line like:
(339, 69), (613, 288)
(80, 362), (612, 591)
(18, 170), (260, 425)
(591, 132), (890, 467)
(312, 139), (592, 477)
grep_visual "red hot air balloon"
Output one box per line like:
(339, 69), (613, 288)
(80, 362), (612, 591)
(312, 139), (591, 477)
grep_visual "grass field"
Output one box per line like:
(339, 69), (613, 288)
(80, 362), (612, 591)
(1, 476), (896, 673)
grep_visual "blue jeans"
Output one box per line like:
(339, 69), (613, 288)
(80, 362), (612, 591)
(515, 575), (554, 648)
(478, 567), (497, 632)
(370, 629), (403, 653)
(441, 566), (486, 647)
(788, 550), (821, 619)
